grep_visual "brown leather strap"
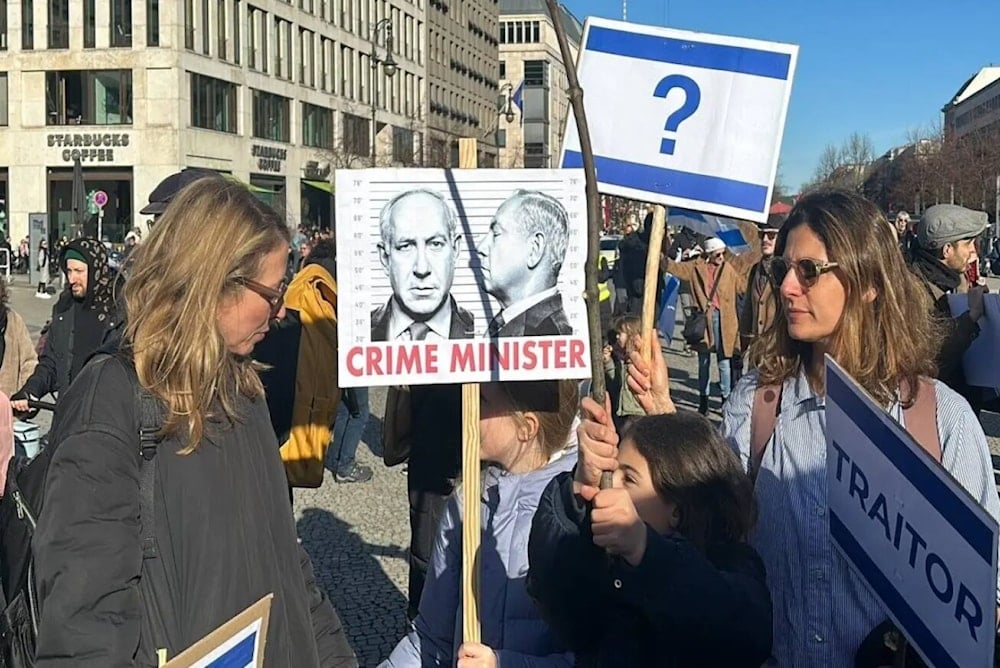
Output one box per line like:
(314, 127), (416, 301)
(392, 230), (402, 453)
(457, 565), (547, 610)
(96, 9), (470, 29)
(749, 384), (781, 483)
(901, 379), (941, 462)
(748, 378), (940, 485)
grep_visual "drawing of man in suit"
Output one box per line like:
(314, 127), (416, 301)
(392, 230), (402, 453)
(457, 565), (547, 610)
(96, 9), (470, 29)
(476, 189), (573, 337)
(371, 189), (474, 341)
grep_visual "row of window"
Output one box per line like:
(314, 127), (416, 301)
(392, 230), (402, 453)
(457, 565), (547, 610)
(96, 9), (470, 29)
(192, 73), (337, 147)
(3, 0), (150, 50)
(185, 0), (424, 69)
(499, 20), (540, 45)
(190, 71), (415, 163)
(428, 25), (496, 89)
(0, 0), (425, 63)
(954, 92), (1000, 128)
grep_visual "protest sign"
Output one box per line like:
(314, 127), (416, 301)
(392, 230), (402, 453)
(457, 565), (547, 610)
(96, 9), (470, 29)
(335, 168), (591, 387)
(826, 358), (998, 668)
(947, 293), (1000, 391)
(164, 594), (272, 668)
(560, 18), (798, 222)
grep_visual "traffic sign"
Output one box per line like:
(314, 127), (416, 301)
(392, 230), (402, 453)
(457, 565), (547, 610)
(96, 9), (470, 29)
(93, 190), (109, 209)
(560, 18), (798, 222)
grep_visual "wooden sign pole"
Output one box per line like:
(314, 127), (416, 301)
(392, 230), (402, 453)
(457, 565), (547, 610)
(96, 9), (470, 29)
(640, 205), (668, 362)
(457, 137), (481, 645)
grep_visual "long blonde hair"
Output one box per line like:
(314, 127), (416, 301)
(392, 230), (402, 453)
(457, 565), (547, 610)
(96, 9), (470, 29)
(124, 177), (290, 451)
(750, 189), (941, 407)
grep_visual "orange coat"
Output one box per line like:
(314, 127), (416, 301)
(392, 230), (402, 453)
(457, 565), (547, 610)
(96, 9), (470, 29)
(665, 257), (747, 358)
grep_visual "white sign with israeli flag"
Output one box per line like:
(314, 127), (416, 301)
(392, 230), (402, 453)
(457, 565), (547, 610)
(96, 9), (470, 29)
(561, 18), (798, 223)
(826, 358), (998, 668)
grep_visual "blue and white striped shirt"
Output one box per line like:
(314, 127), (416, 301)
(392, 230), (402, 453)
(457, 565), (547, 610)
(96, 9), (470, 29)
(724, 369), (1000, 666)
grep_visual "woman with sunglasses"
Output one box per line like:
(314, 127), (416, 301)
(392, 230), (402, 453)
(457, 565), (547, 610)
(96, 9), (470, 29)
(33, 177), (357, 666)
(722, 189), (1000, 665)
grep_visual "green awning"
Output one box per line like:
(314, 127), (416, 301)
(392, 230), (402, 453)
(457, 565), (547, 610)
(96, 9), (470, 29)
(223, 175), (272, 194)
(303, 179), (334, 194)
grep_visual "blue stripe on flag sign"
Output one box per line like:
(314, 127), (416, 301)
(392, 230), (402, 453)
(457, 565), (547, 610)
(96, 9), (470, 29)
(831, 512), (957, 668)
(585, 26), (792, 80)
(563, 151), (768, 213)
(828, 369), (994, 564)
(717, 227), (750, 253)
(205, 632), (256, 668)
(658, 275), (680, 336)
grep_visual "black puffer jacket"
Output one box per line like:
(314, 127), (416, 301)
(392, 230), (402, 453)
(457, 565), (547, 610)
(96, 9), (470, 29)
(527, 471), (773, 667)
(32, 354), (357, 667)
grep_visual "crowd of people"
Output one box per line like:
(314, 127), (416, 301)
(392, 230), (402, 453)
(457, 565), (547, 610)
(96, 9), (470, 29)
(0, 170), (997, 668)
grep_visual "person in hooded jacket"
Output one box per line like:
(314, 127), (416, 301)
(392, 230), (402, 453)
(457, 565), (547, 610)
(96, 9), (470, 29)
(32, 177), (356, 667)
(11, 238), (119, 412)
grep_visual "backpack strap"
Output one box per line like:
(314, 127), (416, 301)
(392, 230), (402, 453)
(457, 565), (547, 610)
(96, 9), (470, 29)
(749, 384), (782, 484)
(136, 383), (163, 560)
(901, 378), (940, 462)
(748, 379), (940, 486)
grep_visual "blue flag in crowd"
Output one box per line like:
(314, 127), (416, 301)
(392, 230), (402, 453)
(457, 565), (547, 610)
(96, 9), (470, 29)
(658, 273), (681, 340)
(668, 208), (752, 254)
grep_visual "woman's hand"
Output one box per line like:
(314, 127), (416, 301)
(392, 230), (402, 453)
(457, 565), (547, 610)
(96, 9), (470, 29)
(574, 396), (619, 490)
(627, 333), (676, 415)
(602, 344), (613, 363)
(578, 486), (647, 566)
(457, 642), (498, 668)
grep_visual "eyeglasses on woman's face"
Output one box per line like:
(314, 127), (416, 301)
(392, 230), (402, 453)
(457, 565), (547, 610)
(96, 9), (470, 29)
(236, 277), (287, 318)
(769, 257), (839, 288)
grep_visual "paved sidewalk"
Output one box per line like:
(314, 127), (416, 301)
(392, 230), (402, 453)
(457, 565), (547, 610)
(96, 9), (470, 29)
(10, 279), (1000, 666)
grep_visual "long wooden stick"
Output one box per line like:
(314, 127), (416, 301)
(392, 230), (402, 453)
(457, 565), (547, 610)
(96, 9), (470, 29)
(640, 206), (668, 363)
(543, 0), (609, 489)
(457, 137), (481, 645)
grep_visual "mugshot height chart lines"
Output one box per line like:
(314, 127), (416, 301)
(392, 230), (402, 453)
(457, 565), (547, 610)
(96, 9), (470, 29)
(335, 168), (591, 387)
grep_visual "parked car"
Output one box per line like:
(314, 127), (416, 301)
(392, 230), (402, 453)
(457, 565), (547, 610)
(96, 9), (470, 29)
(600, 234), (622, 268)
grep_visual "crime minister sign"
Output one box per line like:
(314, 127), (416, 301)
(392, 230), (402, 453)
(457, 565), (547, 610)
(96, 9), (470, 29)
(335, 168), (591, 387)
(826, 358), (999, 668)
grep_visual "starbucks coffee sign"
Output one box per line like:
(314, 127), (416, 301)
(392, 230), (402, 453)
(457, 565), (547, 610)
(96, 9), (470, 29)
(252, 145), (287, 173)
(47, 133), (131, 163)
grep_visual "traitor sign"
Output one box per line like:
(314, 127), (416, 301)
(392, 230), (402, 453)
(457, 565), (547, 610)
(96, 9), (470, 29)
(560, 18), (798, 223)
(826, 358), (998, 668)
(335, 169), (591, 387)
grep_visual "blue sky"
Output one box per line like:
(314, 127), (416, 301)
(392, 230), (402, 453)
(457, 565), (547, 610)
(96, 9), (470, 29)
(560, 0), (999, 192)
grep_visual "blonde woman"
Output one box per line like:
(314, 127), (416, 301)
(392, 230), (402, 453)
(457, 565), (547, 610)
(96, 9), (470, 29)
(33, 178), (356, 667)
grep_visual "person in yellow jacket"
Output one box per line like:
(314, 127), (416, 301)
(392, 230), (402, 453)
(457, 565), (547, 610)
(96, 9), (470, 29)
(598, 255), (613, 337)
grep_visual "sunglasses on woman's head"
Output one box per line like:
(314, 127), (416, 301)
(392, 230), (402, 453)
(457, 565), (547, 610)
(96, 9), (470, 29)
(769, 257), (838, 288)
(236, 277), (287, 317)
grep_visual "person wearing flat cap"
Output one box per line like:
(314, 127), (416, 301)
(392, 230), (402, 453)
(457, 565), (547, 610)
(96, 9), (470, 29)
(140, 168), (221, 220)
(908, 203), (989, 409)
(739, 214), (785, 356)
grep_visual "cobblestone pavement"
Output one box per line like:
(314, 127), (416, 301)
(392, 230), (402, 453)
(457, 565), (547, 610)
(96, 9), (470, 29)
(10, 277), (1000, 667)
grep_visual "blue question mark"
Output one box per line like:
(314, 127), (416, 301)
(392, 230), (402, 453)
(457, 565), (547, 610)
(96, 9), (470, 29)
(652, 75), (702, 155)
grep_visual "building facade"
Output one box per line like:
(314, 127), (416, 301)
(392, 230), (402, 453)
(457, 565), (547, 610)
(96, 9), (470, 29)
(944, 67), (1000, 140)
(425, 0), (500, 166)
(496, 0), (581, 169)
(0, 0), (426, 244)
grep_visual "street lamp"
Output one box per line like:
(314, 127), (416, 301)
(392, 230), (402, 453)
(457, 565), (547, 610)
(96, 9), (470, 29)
(370, 18), (397, 167)
(499, 83), (516, 124)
